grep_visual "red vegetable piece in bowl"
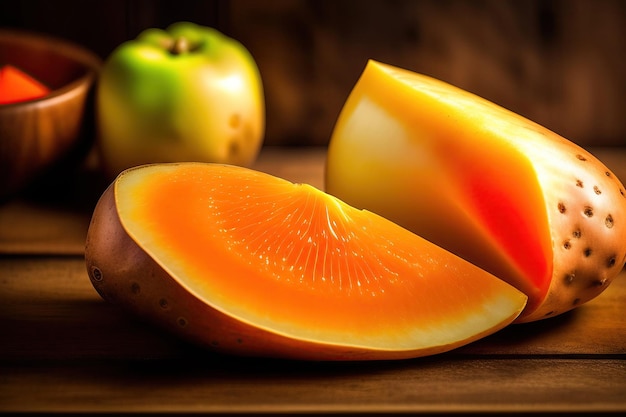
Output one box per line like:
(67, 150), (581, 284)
(0, 65), (50, 104)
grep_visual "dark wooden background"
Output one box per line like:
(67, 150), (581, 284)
(3, 0), (625, 147)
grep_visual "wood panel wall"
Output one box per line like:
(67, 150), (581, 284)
(2, 0), (625, 147)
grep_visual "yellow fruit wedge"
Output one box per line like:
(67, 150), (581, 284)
(326, 60), (626, 322)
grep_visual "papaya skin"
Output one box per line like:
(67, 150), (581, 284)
(84, 165), (525, 361)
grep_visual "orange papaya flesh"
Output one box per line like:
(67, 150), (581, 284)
(86, 162), (527, 360)
(436, 123), (550, 311)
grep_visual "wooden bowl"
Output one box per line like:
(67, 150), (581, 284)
(0, 29), (102, 199)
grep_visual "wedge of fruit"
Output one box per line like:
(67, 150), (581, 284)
(85, 163), (526, 360)
(326, 60), (626, 323)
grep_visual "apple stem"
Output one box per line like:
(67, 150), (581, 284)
(170, 37), (189, 55)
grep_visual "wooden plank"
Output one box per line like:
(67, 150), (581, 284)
(0, 201), (93, 255)
(251, 146), (327, 190)
(1, 256), (625, 361)
(1, 357), (625, 413)
(1, 135), (625, 416)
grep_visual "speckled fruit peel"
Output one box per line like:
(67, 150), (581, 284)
(85, 163), (527, 361)
(326, 60), (626, 323)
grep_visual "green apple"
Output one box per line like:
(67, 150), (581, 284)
(96, 21), (265, 178)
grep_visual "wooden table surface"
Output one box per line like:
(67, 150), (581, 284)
(1, 146), (625, 415)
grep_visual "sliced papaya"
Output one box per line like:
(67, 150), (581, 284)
(85, 163), (527, 360)
(326, 60), (626, 323)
